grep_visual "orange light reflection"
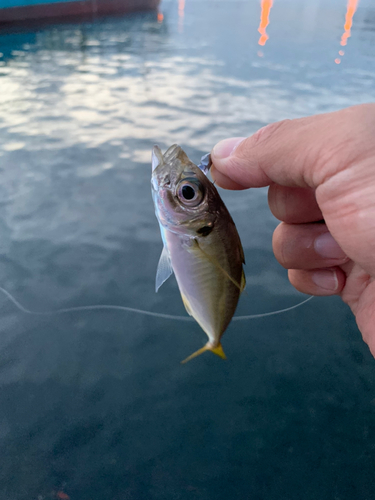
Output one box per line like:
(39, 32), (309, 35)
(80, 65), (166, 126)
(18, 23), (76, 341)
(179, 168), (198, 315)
(340, 0), (359, 47)
(258, 0), (273, 47)
(178, 0), (185, 33)
(178, 0), (185, 16)
(157, 12), (164, 23)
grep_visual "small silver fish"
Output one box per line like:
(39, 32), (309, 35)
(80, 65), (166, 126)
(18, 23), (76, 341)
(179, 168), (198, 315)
(151, 144), (245, 362)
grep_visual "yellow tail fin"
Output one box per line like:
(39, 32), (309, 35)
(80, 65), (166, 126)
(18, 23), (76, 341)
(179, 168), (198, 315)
(181, 342), (227, 364)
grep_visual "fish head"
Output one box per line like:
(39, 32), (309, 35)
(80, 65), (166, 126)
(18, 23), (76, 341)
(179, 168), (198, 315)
(151, 145), (217, 236)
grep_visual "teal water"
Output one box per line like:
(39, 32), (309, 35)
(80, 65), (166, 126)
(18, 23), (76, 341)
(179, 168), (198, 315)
(0, 1), (375, 499)
(0, 0), (80, 10)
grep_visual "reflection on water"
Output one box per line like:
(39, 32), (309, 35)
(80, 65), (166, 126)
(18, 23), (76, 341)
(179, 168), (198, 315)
(178, 0), (185, 33)
(258, 0), (273, 47)
(341, 0), (360, 46)
(336, 0), (360, 64)
(0, 2), (375, 500)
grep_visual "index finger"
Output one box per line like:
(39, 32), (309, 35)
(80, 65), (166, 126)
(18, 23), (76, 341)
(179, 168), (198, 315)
(210, 104), (375, 191)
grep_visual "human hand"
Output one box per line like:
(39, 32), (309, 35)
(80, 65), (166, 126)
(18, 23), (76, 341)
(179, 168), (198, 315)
(211, 103), (375, 357)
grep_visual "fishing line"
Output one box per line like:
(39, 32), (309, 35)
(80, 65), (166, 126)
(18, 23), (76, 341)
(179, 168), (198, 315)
(0, 287), (193, 321)
(0, 286), (313, 322)
(233, 295), (314, 320)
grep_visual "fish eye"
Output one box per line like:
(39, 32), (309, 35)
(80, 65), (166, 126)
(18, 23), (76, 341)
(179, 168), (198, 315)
(181, 185), (195, 200)
(177, 179), (204, 207)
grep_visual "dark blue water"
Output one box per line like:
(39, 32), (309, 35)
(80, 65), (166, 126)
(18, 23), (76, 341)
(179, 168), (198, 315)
(0, 1), (375, 499)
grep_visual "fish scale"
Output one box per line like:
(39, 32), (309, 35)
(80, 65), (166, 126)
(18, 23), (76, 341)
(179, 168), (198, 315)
(151, 144), (245, 362)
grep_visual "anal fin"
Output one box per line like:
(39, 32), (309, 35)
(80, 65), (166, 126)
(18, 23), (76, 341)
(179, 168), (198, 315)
(240, 270), (246, 293)
(181, 293), (193, 317)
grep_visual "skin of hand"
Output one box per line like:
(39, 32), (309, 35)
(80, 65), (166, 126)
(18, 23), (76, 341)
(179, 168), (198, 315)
(210, 103), (375, 357)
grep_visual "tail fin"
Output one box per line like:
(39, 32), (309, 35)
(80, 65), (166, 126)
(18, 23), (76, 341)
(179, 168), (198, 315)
(181, 342), (226, 364)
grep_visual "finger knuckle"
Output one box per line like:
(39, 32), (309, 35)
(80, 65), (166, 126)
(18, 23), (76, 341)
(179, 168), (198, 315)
(252, 119), (292, 145)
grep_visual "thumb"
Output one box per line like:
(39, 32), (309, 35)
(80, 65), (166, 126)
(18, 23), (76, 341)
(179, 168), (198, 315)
(211, 104), (375, 191)
(210, 103), (375, 276)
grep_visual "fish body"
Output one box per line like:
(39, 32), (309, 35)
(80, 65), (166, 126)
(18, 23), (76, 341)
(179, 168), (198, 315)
(151, 144), (245, 361)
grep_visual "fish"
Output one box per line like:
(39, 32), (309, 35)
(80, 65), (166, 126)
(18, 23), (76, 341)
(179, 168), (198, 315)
(151, 144), (246, 363)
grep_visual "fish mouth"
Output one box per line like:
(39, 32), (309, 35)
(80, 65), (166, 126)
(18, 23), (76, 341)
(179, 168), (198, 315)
(152, 145), (164, 172)
(151, 176), (159, 193)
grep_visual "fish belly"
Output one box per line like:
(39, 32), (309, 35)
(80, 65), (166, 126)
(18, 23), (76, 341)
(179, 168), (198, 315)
(165, 230), (240, 345)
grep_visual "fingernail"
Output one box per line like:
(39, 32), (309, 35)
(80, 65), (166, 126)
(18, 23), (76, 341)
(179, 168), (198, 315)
(314, 232), (347, 260)
(213, 137), (246, 159)
(312, 269), (338, 291)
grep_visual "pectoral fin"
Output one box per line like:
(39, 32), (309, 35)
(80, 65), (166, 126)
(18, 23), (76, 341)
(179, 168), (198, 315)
(155, 245), (173, 292)
(181, 342), (227, 364)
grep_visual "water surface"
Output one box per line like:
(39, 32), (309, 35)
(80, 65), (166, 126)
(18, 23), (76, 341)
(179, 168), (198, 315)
(0, 1), (375, 499)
